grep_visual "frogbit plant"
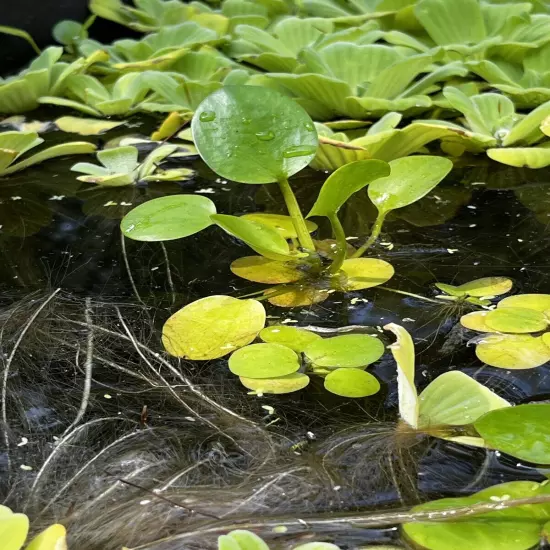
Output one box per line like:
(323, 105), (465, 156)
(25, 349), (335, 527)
(434, 276), (513, 307)
(0, 131), (96, 177)
(461, 293), (550, 369)
(121, 85), (452, 311)
(71, 144), (193, 186)
(0, 505), (67, 550)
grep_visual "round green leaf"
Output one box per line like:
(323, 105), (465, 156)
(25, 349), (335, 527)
(403, 480), (549, 550)
(475, 334), (550, 369)
(0, 507), (29, 550)
(437, 277), (513, 298)
(162, 296), (265, 360)
(241, 213), (317, 239)
(324, 368), (381, 398)
(484, 307), (549, 333)
(368, 156), (453, 215)
(418, 371), (510, 428)
(475, 404), (550, 464)
(498, 294), (550, 312)
(192, 86), (318, 184)
(340, 258), (395, 290)
(26, 524), (67, 550)
(212, 214), (298, 261)
(308, 159), (390, 218)
(260, 325), (321, 352)
(239, 372), (310, 394)
(304, 334), (384, 369)
(121, 195), (216, 241)
(229, 343), (300, 378)
(230, 256), (306, 284)
(218, 530), (270, 550)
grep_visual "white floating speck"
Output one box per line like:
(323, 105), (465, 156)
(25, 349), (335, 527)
(120, 201), (132, 206)
(17, 437), (28, 447)
(104, 394), (112, 399)
(262, 405), (275, 415)
(11, 196), (22, 201)
(469, 224), (477, 228)
(140, 500), (151, 505)
(103, 201), (117, 206)
(447, 248), (459, 254)
(195, 188), (215, 194)
(345, 236), (358, 241)
(402, 318), (415, 323)
(49, 195), (65, 201)
(150, 266), (159, 271)
(281, 318), (298, 324)
(350, 297), (368, 305)
(20, 464), (32, 471)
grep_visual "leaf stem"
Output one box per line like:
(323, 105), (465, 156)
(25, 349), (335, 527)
(278, 177), (316, 253)
(378, 286), (444, 305)
(327, 213), (347, 274)
(351, 212), (386, 258)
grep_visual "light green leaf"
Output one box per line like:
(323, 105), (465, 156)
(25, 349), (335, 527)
(192, 86), (318, 184)
(475, 404), (550, 464)
(97, 146), (139, 174)
(403, 481), (550, 550)
(475, 334), (550, 369)
(241, 213), (317, 239)
(384, 323), (418, 429)
(460, 311), (492, 332)
(498, 294), (550, 312)
(77, 173), (135, 186)
(218, 530), (270, 550)
(418, 371), (510, 428)
(415, 0), (486, 45)
(304, 334), (384, 369)
(26, 524), (67, 550)
(308, 159), (390, 217)
(502, 100), (550, 146)
(368, 156), (453, 216)
(437, 277), (513, 298)
(53, 20), (86, 46)
(484, 307), (549, 333)
(542, 116), (550, 137)
(266, 286), (330, 308)
(239, 372), (310, 394)
(229, 343), (300, 378)
(0, 24), (41, 54)
(260, 325), (321, 352)
(120, 195), (216, 241)
(2, 142), (97, 176)
(212, 214), (299, 261)
(487, 148), (550, 169)
(230, 256), (305, 284)
(324, 368), (381, 398)
(162, 296), (265, 360)
(340, 258), (395, 290)
(55, 116), (125, 135)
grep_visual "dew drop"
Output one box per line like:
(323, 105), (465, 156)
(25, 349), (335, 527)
(241, 117), (252, 125)
(305, 122), (315, 131)
(282, 145), (317, 158)
(255, 131), (275, 141)
(199, 110), (216, 122)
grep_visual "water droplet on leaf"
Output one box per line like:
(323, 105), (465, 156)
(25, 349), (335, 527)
(255, 131), (275, 141)
(282, 145), (317, 158)
(199, 111), (216, 122)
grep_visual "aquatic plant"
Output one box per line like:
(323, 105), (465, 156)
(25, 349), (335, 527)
(71, 144), (193, 186)
(0, 131), (96, 177)
(219, 529), (341, 549)
(0, 46), (107, 114)
(434, 276), (513, 307)
(426, 87), (550, 168)
(0, 506), (66, 550)
(461, 293), (550, 369)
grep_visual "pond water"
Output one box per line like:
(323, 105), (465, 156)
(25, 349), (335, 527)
(2, 114), (550, 549)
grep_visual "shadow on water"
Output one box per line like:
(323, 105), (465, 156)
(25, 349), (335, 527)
(1, 117), (550, 548)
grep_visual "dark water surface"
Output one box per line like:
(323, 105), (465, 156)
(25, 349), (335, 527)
(2, 115), (550, 547)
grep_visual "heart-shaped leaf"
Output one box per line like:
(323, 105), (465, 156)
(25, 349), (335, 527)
(121, 195), (216, 241)
(475, 334), (550, 369)
(212, 214), (299, 261)
(229, 343), (300, 378)
(192, 85), (318, 183)
(260, 325), (321, 352)
(230, 256), (306, 283)
(340, 258), (394, 290)
(304, 334), (384, 369)
(162, 296), (265, 360)
(475, 404), (550, 464)
(368, 156), (453, 216)
(308, 159), (390, 218)
(324, 368), (381, 398)
(484, 307), (549, 334)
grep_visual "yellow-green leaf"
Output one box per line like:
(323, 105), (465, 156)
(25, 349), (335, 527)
(484, 307), (549, 334)
(230, 256), (306, 284)
(498, 294), (550, 312)
(266, 286), (329, 307)
(239, 372), (310, 394)
(324, 368), (381, 398)
(55, 116), (125, 136)
(475, 334), (550, 369)
(487, 148), (550, 169)
(460, 311), (492, 332)
(26, 524), (67, 550)
(341, 258), (394, 290)
(241, 213), (317, 239)
(260, 325), (321, 352)
(162, 296), (265, 360)
(229, 343), (300, 378)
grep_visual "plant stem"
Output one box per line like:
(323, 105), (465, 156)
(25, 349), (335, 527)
(328, 212), (347, 274)
(351, 212), (386, 258)
(278, 177), (316, 252)
(378, 286), (443, 305)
